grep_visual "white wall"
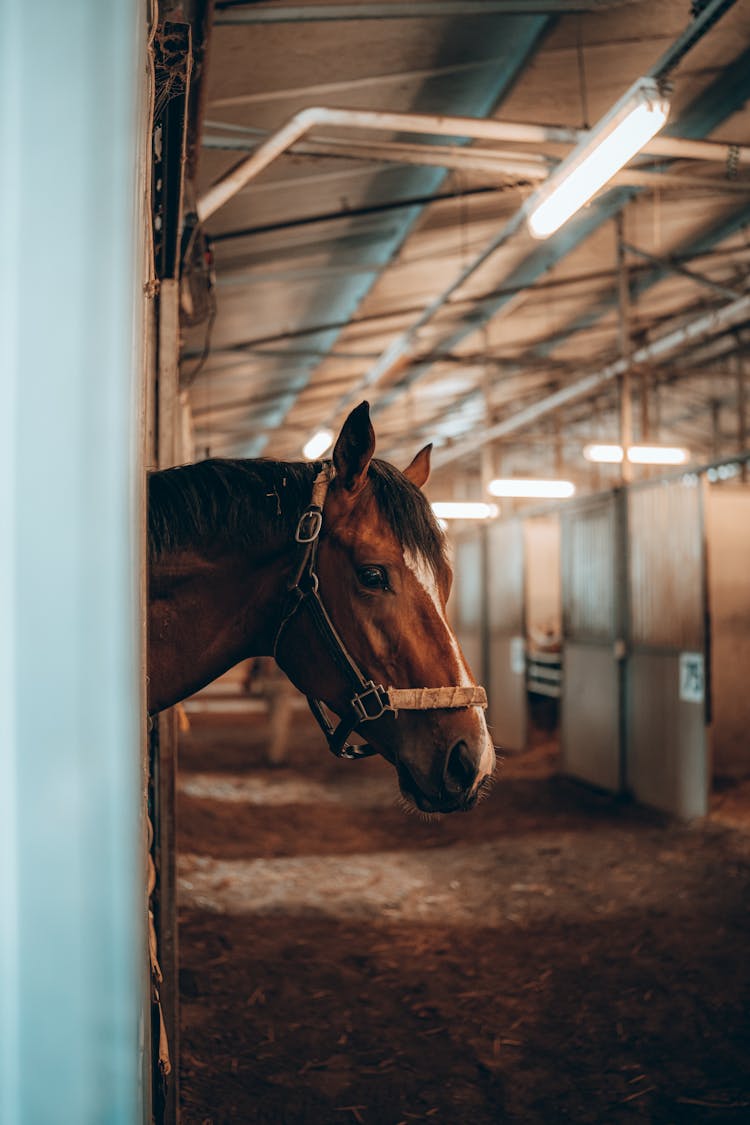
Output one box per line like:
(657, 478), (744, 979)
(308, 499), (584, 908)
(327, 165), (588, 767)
(0, 2), (144, 1121)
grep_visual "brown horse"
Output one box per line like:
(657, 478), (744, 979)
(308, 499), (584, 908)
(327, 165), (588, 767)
(148, 402), (495, 813)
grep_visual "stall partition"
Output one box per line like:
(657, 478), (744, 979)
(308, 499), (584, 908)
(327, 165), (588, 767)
(449, 529), (487, 692)
(626, 477), (708, 819)
(560, 493), (625, 793)
(705, 483), (750, 783)
(486, 519), (527, 752)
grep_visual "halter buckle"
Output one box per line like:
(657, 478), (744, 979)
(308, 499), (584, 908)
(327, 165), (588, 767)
(350, 681), (390, 723)
(295, 506), (323, 543)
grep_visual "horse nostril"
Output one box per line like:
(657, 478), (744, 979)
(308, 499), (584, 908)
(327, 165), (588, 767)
(444, 739), (478, 796)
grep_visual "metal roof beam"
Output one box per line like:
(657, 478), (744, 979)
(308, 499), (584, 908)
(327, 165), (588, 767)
(368, 37), (750, 430)
(622, 242), (742, 302)
(432, 292), (750, 470)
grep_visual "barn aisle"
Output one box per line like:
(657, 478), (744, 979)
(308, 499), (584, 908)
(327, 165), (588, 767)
(177, 701), (750, 1125)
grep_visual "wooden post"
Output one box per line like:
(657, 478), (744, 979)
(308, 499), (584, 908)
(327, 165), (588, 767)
(151, 274), (183, 1125)
(149, 20), (192, 1121)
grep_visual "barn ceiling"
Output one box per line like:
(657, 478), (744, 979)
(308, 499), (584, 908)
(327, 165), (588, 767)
(180, 0), (750, 497)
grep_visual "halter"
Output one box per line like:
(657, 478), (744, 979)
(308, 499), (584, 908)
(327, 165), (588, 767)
(273, 464), (488, 760)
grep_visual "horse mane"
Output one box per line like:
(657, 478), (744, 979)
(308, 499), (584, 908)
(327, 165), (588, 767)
(147, 456), (448, 576)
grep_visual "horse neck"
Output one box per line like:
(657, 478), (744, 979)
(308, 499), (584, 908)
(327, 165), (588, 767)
(147, 464), (313, 712)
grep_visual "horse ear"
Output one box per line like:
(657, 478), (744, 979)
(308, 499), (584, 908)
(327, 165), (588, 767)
(403, 443), (432, 489)
(332, 401), (375, 494)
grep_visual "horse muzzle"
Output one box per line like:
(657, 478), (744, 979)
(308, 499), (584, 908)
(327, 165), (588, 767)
(396, 729), (496, 814)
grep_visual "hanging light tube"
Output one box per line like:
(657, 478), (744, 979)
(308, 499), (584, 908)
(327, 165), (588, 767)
(488, 478), (576, 499)
(583, 443), (689, 465)
(431, 501), (499, 521)
(302, 428), (334, 460)
(582, 443), (624, 463)
(526, 76), (670, 240)
(627, 444), (689, 465)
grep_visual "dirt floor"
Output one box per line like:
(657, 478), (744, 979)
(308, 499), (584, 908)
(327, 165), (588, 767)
(177, 698), (750, 1125)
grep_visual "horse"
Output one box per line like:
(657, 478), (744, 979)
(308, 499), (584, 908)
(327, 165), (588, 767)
(147, 401), (495, 813)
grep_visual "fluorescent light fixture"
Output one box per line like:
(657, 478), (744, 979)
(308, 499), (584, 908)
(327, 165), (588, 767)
(488, 478), (576, 499)
(583, 443), (624, 464)
(302, 428), (334, 460)
(431, 501), (499, 521)
(527, 77), (670, 240)
(627, 444), (689, 465)
(584, 443), (624, 464)
(583, 443), (689, 466)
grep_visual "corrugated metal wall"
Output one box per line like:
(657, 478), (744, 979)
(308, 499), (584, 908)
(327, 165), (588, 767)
(560, 494), (624, 792)
(562, 497), (618, 640)
(524, 515), (561, 640)
(626, 477), (708, 819)
(449, 530), (486, 688)
(706, 486), (750, 778)
(629, 481), (704, 650)
(486, 519), (526, 752)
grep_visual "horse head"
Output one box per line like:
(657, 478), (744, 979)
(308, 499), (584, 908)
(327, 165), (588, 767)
(274, 402), (496, 814)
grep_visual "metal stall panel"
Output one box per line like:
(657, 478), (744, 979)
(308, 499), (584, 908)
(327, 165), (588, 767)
(705, 486), (750, 780)
(524, 515), (562, 700)
(524, 515), (562, 642)
(627, 478), (707, 818)
(486, 520), (527, 751)
(449, 530), (486, 683)
(561, 494), (623, 791)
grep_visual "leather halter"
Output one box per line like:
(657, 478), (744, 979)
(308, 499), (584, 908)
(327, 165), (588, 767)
(272, 463), (488, 760)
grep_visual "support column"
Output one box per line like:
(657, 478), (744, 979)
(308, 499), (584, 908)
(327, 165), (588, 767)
(616, 213), (633, 483)
(150, 22), (192, 1120)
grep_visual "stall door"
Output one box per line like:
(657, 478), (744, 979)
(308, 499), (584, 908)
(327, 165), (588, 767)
(627, 477), (708, 818)
(449, 529), (487, 690)
(561, 494), (625, 791)
(486, 519), (527, 751)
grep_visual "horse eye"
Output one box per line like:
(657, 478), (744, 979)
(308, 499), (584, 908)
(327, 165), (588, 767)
(357, 565), (389, 591)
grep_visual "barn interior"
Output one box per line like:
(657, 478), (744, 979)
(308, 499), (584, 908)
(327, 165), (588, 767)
(3, 2), (750, 1124)
(170, 2), (750, 1121)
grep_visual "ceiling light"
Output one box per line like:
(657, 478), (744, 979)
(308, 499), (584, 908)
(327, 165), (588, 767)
(488, 478), (576, 499)
(431, 501), (499, 521)
(583, 443), (689, 466)
(583, 443), (624, 464)
(527, 77), (670, 240)
(302, 428), (334, 460)
(627, 444), (689, 465)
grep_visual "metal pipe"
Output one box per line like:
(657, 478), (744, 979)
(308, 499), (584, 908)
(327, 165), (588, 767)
(433, 292), (750, 470)
(215, 2), (648, 23)
(197, 104), (750, 222)
(202, 131), (750, 195)
(622, 242), (742, 301)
